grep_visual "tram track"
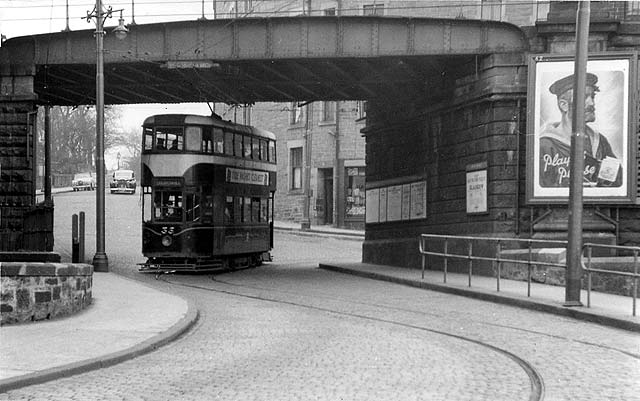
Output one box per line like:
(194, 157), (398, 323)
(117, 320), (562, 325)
(206, 272), (640, 361)
(160, 274), (545, 401)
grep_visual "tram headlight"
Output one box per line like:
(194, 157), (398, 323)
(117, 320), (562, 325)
(161, 235), (173, 247)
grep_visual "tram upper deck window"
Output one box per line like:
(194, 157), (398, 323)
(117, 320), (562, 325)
(260, 140), (268, 161)
(234, 133), (243, 157)
(252, 139), (260, 160)
(144, 127), (154, 150)
(155, 127), (183, 151)
(185, 126), (202, 152)
(224, 132), (234, 156)
(243, 136), (253, 158)
(269, 141), (276, 163)
(213, 128), (224, 153)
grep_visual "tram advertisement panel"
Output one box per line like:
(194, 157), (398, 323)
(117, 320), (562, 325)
(526, 53), (637, 204)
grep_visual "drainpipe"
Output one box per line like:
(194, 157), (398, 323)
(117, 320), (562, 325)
(301, 104), (312, 230)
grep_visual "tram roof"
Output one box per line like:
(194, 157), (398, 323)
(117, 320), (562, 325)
(142, 114), (277, 140)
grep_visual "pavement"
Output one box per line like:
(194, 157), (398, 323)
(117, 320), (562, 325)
(1, 210), (638, 393)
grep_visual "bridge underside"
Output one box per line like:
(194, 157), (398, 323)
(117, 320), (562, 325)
(37, 55), (474, 105)
(1, 16), (527, 106)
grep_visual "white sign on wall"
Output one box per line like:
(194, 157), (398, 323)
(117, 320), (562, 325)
(379, 187), (388, 223)
(466, 169), (488, 214)
(386, 185), (402, 221)
(365, 188), (380, 223)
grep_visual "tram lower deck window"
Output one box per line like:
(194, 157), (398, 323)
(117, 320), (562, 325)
(154, 191), (183, 222)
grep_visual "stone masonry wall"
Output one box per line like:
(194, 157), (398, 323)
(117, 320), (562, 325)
(1, 262), (93, 325)
(363, 53), (527, 268)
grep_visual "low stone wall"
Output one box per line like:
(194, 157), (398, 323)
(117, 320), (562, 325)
(0, 262), (93, 325)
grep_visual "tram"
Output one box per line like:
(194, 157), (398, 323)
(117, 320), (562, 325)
(138, 114), (276, 273)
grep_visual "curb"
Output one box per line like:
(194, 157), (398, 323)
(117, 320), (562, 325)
(274, 227), (364, 241)
(0, 301), (199, 393)
(319, 263), (640, 334)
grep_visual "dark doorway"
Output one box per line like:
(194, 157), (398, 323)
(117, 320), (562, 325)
(323, 171), (334, 225)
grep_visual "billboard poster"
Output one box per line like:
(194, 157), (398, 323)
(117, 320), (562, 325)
(526, 54), (636, 203)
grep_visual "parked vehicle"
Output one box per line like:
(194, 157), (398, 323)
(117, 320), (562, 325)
(110, 169), (137, 194)
(71, 172), (95, 191)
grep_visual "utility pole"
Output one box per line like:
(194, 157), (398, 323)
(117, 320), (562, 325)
(565, 0), (590, 307)
(44, 106), (52, 205)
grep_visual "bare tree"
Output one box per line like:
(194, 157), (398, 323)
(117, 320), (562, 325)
(37, 106), (122, 174)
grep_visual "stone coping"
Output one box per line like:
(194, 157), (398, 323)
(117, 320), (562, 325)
(0, 262), (93, 276)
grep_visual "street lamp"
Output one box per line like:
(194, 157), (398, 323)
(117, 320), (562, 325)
(116, 152), (121, 170)
(86, 0), (127, 272)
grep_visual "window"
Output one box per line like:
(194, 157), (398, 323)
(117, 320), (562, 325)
(202, 127), (213, 153)
(155, 126), (183, 151)
(269, 141), (276, 163)
(345, 167), (366, 217)
(260, 197), (269, 222)
(234, 133), (243, 157)
(185, 193), (200, 222)
(252, 138), (260, 160)
(143, 127), (154, 150)
(224, 131), (234, 156)
(234, 196), (242, 223)
(202, 194), (214, 223)
(252, 197), (261, 222)
(322, 101), (336, 122)
(290, 103), (303, 124)
(358, 101), (367, 120)
(260, 139), (268, 161)
(324, 7), (336, 16)
(243, 135), (253, 158)
(243, 197), (251, 222)
(225, 196), (234, 224)
(291, 147), (303, 190)
(481, 0), (503, 20)
(363, 3), (384, 15)
(153, 191), (183, 222)
(185, 126), (202, 152)
(213, 128), (224, 153)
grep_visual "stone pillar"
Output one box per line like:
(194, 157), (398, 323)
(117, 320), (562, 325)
(0, 64), (38, 251)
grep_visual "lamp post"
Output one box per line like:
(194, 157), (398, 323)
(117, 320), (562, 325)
(86, 0), (128, 272)
(116, 152), (121, 170)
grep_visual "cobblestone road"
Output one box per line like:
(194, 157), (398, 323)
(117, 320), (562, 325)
(2, 232), (638, 400)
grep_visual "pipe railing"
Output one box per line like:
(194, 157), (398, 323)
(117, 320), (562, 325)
(582, 243), (639, 316)
(419, 234), (639, 316)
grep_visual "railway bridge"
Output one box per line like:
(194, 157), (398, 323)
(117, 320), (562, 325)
(1, 14), (638, 268)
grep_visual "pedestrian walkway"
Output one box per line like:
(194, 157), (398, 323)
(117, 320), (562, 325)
(0, 273), (198, 393)
(319, 261), (640, 333)
(274, 220), (364, 239)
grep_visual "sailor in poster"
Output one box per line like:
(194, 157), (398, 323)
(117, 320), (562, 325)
(539, 73), (622, 187)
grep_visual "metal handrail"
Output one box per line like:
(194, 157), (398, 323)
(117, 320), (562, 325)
(418, 234), (640, 316)
(419, 234), (567, 297)
(582, 243), (639, 316)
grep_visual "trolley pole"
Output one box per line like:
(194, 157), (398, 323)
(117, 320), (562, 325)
(565, 0), (590, 307)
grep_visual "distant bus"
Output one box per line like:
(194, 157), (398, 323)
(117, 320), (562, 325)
(138, 114), (276, 273)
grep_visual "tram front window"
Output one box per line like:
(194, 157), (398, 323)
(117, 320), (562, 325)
(154, 191), (183, 222)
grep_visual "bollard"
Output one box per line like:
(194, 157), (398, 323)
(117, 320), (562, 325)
(79, 211), (85, 263)
(72, 213), (79, 263)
